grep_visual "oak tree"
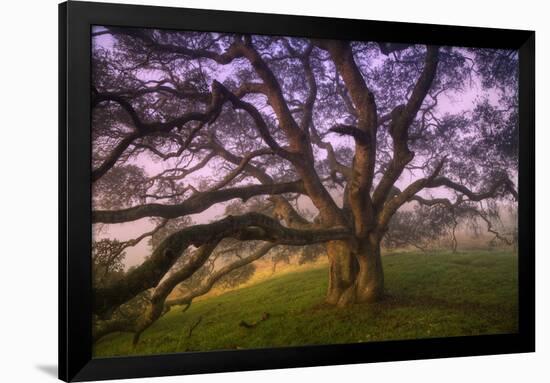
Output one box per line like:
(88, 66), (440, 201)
(91, 27), (518, 343)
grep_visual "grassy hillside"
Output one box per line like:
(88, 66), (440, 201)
(94, 250), (518, 357)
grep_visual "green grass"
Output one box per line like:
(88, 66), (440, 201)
(93, 250), (518, 357)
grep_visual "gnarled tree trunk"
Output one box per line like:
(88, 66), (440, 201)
(326, 237), (384, 307)
(326, 240), (358, 305)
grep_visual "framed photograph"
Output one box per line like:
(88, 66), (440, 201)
(59, 1), (535, 381)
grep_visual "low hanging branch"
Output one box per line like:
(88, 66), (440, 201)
(93, 213), (351, 318)
(166, 243), (276, 309)
(94, 242), (278, 344)
(132, 243), (277, 345)
(130, 242), (220, 345)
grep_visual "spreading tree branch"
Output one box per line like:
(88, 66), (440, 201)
(93, 212), (351, 317)
(133, 242), (276, 344)
(426, 176), (518, 202)
(377, 158), (446, 230)
(93, 180), (305, 224)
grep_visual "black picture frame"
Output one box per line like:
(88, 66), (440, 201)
(59, 1), (535, 381)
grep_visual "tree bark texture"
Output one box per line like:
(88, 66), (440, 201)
(326, 237), (384, 306)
